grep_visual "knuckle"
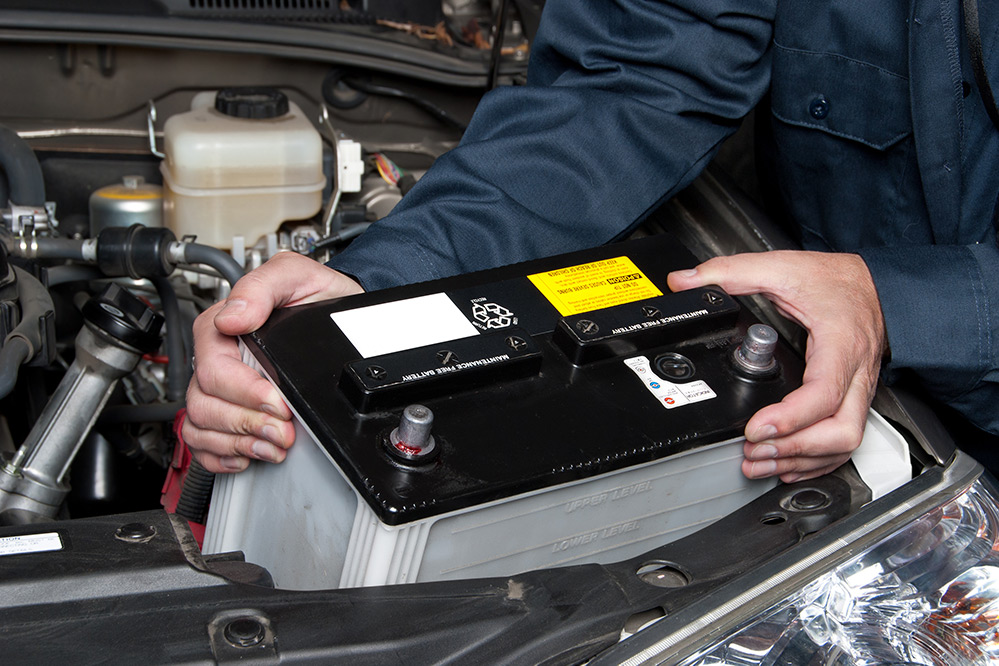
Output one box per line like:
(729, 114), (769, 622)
(783, 439), (805, 458)
(816, 381), (846, 414)
(183, 397), (207, 430)
(234, 411), (263, 438)
(192, 302), (225, 337)
(180, 417), (200, 445)
(844, 422), (865, 452)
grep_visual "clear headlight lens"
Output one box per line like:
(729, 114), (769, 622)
(681, 479), (999, 665)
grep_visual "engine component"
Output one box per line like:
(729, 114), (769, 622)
(204, 234), (906, 591)
(0, 283), (163, 523)
(0, 124), (45, 207)
(3, 224), (244, 288)
(97, 224), (176, 279)
(160, 88), (326, 249)
(89, 175), (163, 235)
(0, 264), (55, 400)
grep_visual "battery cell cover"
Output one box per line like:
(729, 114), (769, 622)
(205, 234), (814, 589)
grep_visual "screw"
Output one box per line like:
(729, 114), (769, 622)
(789, 489), (830, 511)
(365, 365), (387, 380)
(437, 350), (458, 365)
(575, 319), (599, 335)
(224, 618), (265, 648)
(702, 291), (724, 306)
(114, 523), (156, 543)
(636, 562), (689, 588)
(505, 335), (528, 351)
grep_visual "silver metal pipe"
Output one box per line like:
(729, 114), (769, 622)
(0, 323), (146, 519)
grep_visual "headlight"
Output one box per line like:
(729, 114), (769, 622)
(680, 478), (999, 665)
(596, 451), (998, 666)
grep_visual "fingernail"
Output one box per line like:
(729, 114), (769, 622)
(675, 268), (698, 278)
(783, 473), (802, 483)
(218, 298), (247, 318)
(750, 424), (778, 442)
(260, 401), (286, 419)
(252, 440), (283, 463)
(749, 460), (777, 478)
(749, 444), (779, 460)
(261, 424), (285, 447)
(220, 456), (248, 471)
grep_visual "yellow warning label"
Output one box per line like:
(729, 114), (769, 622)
(528, 256), (663, 316)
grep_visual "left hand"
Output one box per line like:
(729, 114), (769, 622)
(667, 251), (887, 483)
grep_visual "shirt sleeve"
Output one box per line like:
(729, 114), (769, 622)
(860, 241), (999, 435)
(327, 0), (777, 290)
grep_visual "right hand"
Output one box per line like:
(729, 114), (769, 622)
(183, 252), (364, 473)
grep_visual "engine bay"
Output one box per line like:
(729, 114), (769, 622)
(0, 15), (493, 525)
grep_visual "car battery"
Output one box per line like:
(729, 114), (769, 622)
(203, 234), (878, 591)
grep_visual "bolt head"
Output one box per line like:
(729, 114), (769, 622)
(114, 523), (156, 543)
(224, 618), (265, 648)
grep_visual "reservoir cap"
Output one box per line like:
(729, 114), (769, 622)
(215, 87), (289, 119)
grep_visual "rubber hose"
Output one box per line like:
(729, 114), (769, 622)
(0, 125), (45, 206)
(175, 458), (215, 524)
(45, 265), (104, 286)
(97, 401), (186, 425)
(183, 243), (244, 288)
(0, 267), (55, 399)
(151, 276), (189, 402)
(30, 237), (87, 261)
(313, 222), (372, 250)
(0, 337), (31, 400)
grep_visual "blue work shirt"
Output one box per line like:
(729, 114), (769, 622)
(329, 0), (999, 437)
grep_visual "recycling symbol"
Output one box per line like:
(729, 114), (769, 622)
(472, 301), (515, 329)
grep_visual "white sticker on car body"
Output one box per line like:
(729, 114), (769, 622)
(0, 532), (62, 557)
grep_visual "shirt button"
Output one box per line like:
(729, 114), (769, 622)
(809, 96), (830, 120)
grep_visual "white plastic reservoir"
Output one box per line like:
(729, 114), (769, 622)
(161, 88), (325, 248)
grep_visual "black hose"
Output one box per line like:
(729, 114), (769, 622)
(30, 237), (88, 261)
(312, 222), (372, 251)
(0, 125), (45, 206)
(151, 276), (189, 402)
(97, 401), (185, 425)
(0, 337), (31, 400)
(0, 266), (55, 400)
(182, 243), (244, 288)
(175, 458), (215, 524)
(487, 0), (511, 91)
(322, 69), (369, 110)
(325, 70), (468, 131)
(45, 264), (105, 286)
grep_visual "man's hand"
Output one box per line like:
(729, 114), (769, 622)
(667, 251), (886, 483)
(183, 252), (364, 473)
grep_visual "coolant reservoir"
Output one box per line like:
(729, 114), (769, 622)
(161, 88), (325, 248)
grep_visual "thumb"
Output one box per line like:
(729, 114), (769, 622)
(666, 267), (705, 292)
(213, 253), (363, 336)
(213, 295), (265, 336)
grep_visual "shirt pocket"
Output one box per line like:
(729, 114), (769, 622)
(767, 43), (930, 250)
(771, 42), (911, 150)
